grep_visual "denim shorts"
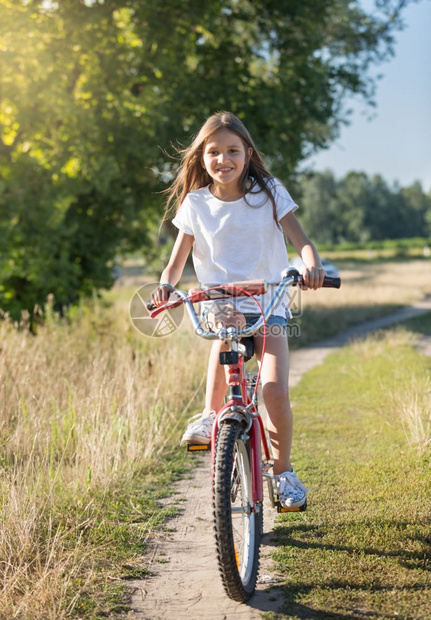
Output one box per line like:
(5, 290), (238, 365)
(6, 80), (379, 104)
(243, 313), (288, 337)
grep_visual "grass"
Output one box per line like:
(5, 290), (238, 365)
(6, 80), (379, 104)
(288, 258), (431, 348)
(389, 313), (431, 455)
(1, 258), (429, 617)
(390, 377), (431, 454)
(263, 317), (431, 619)
(0, 298), (209, 618)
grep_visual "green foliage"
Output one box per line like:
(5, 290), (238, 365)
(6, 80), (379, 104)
(0, 0), (414, 317)
(297, 171), (431, 244)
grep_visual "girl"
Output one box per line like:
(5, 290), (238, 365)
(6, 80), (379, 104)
(152, 112), (325, 508)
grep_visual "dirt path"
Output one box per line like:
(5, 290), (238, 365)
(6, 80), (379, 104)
(124, 298), (431, 620)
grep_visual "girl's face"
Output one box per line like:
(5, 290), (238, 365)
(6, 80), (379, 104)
(202, 129), (252, 195)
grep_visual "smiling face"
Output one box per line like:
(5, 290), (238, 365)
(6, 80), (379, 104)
(202, 128), (252, 199)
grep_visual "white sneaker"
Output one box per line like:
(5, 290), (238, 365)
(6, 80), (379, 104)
(180, 411), (216, 445)
(275, 468), (309, 508)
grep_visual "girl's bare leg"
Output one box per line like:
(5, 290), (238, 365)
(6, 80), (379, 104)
(254, 329), (292, 475)
(203, 340), (228, 415)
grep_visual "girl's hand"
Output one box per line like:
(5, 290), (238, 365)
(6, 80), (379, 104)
(300, 266), (326, 290)
(151, 284), (175, 307)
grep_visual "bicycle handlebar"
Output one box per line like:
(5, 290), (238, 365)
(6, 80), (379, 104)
(320, 276), (341, 289)
(145, 269), (341, 341)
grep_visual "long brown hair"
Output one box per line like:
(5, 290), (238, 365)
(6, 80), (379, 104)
(163, 111), (279, 224)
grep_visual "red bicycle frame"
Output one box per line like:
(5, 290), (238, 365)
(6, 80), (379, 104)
(210, 347), (271, 505)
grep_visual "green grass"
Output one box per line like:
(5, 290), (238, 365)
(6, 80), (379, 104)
(264, 318), (431, 619)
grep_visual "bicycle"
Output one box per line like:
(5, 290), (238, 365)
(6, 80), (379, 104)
(147, 267), (341, 602)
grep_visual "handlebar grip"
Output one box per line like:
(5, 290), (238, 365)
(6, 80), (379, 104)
(322, 276), (341, 289)
(146, 300), (157, 311)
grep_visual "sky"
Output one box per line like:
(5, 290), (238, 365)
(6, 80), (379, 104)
(306, 0), (431, 192)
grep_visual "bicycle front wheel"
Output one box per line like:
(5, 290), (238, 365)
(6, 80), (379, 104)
(212, 420), (262, 602)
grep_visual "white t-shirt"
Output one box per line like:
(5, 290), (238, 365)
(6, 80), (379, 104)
(172, 178), (298, 317)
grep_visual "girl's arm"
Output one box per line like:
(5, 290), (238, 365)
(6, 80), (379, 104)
(152, 231), (194, 305)
(280, 211), (325, 290)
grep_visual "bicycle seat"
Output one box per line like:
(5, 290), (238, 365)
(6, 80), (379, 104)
(240, 337), (255, 362)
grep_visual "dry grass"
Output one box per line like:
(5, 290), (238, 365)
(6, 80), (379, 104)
(0, 299), (208, 618)
(392, 378), (431, 454)
(0, 259), (429, 617)
(348, 327), (431, 454)
(303, 259), (431, 311)
(287, 259), (431, 347)
(347, 325), (420, 358)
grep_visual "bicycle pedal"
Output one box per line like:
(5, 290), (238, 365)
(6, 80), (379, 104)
(277, 499), (307, 513)
(186, 443), (210, 452)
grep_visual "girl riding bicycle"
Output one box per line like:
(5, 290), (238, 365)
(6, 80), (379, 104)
(152, 111), (325, 509)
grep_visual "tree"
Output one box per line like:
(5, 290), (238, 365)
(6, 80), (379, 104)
(330, 172), (371, 243)
(297, 171), (431, 244)
(297, 171), (339, 244)
(0, 0), (415, 317)
(399, 182), (430, 237)
(363, 174), (397, 240)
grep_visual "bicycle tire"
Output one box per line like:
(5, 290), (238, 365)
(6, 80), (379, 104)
(212, 420), (263, 602)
